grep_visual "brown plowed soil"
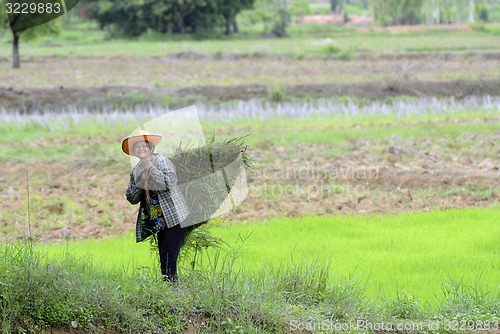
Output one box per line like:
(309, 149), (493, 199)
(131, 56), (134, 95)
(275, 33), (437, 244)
(1, 79), (499, 113)
(1, 132), (498, 241)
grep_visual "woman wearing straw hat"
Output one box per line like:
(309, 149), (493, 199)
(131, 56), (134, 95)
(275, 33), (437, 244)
(122, 130), (190, 283)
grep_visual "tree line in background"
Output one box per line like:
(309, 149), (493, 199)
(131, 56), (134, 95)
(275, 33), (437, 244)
(82, 0), (498, 37)
(84, 0), (255, 36)
(1, 0), (498, 38)
(0, 0), (498, 68)
(370, 0), (495, 25)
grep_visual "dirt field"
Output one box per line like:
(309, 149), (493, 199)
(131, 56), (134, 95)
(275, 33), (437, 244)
(1, 51), (499, 112)
(1, 78), (500, 113)
(1, 125), (498, 241)
(0, 31), (498, 242)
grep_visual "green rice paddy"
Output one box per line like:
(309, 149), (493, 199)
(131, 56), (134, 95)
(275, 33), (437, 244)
(41, 207), (500, 308)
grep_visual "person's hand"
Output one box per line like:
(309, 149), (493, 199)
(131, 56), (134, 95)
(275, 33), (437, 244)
(136, 157), (156, 189)
(136, 168), (150, 189)
(138, 156), (153, 173)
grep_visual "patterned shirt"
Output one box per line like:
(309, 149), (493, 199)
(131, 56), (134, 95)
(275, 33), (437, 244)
(126, 155), (190, 242)
(138, 188), (166, 238)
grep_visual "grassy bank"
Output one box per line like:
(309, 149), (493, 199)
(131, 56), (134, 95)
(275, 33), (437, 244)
(1, 27), (499, 60)
(2, 208), (498, 333)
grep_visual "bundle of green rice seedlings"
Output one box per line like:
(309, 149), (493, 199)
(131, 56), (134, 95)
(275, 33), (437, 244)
(166, 136), (254, 228)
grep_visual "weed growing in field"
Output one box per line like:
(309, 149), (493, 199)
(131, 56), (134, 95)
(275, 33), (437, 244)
(267, 85), (286, 103)
(442, 184), (494, 200)
(387, 290), (422, 319)
(464, 184), (494, 199)
(439, 276), (499, 318)
(308, 41), (356, 60)
(383, 61), (415, 93)
(272, 261), (331, 305)
(179, 225), (228, 270)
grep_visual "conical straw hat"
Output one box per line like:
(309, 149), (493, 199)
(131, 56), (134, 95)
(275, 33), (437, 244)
(122, 130), (162, 156)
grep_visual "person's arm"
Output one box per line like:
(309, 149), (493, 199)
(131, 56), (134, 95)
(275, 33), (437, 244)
(148, 156), (178, 190)
(126, 170), (144, 204)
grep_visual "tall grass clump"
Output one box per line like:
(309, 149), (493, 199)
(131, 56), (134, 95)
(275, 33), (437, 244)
(262, 261), (369, 321)
(384, 289), (423, 319)
(177, 249), (371, 333)
(267, 85), (286, 103)
(438, 276), (500, 318)
(0, 241), (188, 333)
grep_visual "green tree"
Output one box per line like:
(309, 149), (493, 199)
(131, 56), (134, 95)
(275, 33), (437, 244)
(372, 0), (423, 25)
(170, 0), (220, 34)
(0, 3), (61, 68)
(330, 0), (344, 14)
(251, 0), (291, 37)
(422, 0), (492, 25)
(0, 3), (8, 32)
(290, 0), (311, 20)
(218, 0), (255, 35)
(86, 0), (254, 36)
(86, 0), (148, 36)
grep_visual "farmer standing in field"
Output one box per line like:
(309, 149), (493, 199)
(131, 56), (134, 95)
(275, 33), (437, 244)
(122, 130), (191, 283)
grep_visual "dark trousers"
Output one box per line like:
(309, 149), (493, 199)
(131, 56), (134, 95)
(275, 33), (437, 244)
(157, 223), (186, 283)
